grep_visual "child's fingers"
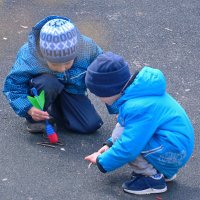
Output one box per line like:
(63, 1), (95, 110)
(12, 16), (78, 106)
(37, 110), (49, 117)
(85, 155), (96, 163)
(85, 152), (101, 164)
(84, 155), (92, 161)
(33, 110), (49, 120)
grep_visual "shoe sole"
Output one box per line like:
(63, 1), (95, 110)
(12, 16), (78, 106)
(123, 186), (167, 195)
(27, 128), (44, 134)
(26, 124), (57, 134)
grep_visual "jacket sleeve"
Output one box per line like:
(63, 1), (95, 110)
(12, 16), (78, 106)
(96, 110), (157, 173)
(81, 35), (103, 64)
(103, 137), (113, 147)
(3, 48), (34, 117)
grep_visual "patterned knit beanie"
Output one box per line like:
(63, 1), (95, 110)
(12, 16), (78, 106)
(85, 52), (131, 97)
(40, 18), (78, 63)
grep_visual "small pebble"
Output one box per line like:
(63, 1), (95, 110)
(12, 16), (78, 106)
(60, 148), (66, 151)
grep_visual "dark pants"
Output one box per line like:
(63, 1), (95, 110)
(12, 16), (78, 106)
(28, 74), (103, 134)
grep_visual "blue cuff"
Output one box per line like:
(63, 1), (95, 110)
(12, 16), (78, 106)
(96, 156), (107, 173)
(103, 139), (113, 148)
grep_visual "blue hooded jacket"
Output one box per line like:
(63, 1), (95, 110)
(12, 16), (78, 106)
(3, 16), (103, 118)
(97, 67), (194, 178)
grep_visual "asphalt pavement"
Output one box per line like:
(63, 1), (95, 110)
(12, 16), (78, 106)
(0, 0), (200, 200)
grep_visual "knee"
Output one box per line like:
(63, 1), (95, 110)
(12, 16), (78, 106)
(64, 118), (103, 134)
(81, 119), (103, 134)
(30, 74), (64, 95)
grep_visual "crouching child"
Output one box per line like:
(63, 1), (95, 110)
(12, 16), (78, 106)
(84, 52), (194, 195)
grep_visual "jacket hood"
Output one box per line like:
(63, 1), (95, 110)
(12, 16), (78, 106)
(28, 15), (80, 60)
(117, 66), (166, 106)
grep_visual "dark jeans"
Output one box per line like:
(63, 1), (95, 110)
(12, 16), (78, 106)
(28, 74), (103, 134)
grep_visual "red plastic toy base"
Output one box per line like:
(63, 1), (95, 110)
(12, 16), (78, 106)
(48, 133), (58, 144)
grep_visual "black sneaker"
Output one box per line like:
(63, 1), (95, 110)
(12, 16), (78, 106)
(122, 173), (167, 195)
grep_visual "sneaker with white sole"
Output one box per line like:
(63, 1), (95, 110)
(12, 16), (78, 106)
(122, 173), (167, 195)
(131, 171), (177, 182)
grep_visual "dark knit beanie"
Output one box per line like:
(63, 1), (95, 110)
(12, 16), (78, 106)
(40, 18), (78, 63)
(85, 52), (131, 97)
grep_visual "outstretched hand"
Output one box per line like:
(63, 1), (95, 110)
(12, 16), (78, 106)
(85, 145), (110, 164)
(85, 152), (101, 164)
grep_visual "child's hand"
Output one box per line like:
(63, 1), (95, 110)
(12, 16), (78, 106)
(84, 152), (101, 164)
(28, 107), (50, 121)
(98, 145), (110, 153)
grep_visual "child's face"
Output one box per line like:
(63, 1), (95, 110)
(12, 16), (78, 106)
(99, 94), (121, 105)
(47, 60), (74, 72)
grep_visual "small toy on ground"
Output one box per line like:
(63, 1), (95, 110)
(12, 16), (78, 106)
(27, 87), (58, 144)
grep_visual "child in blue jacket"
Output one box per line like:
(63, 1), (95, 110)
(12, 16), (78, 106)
(3, 16), (104, 134)
(85, 52), (194, 195)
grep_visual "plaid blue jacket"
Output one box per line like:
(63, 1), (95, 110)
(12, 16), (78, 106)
(3, 16), (103, 117)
